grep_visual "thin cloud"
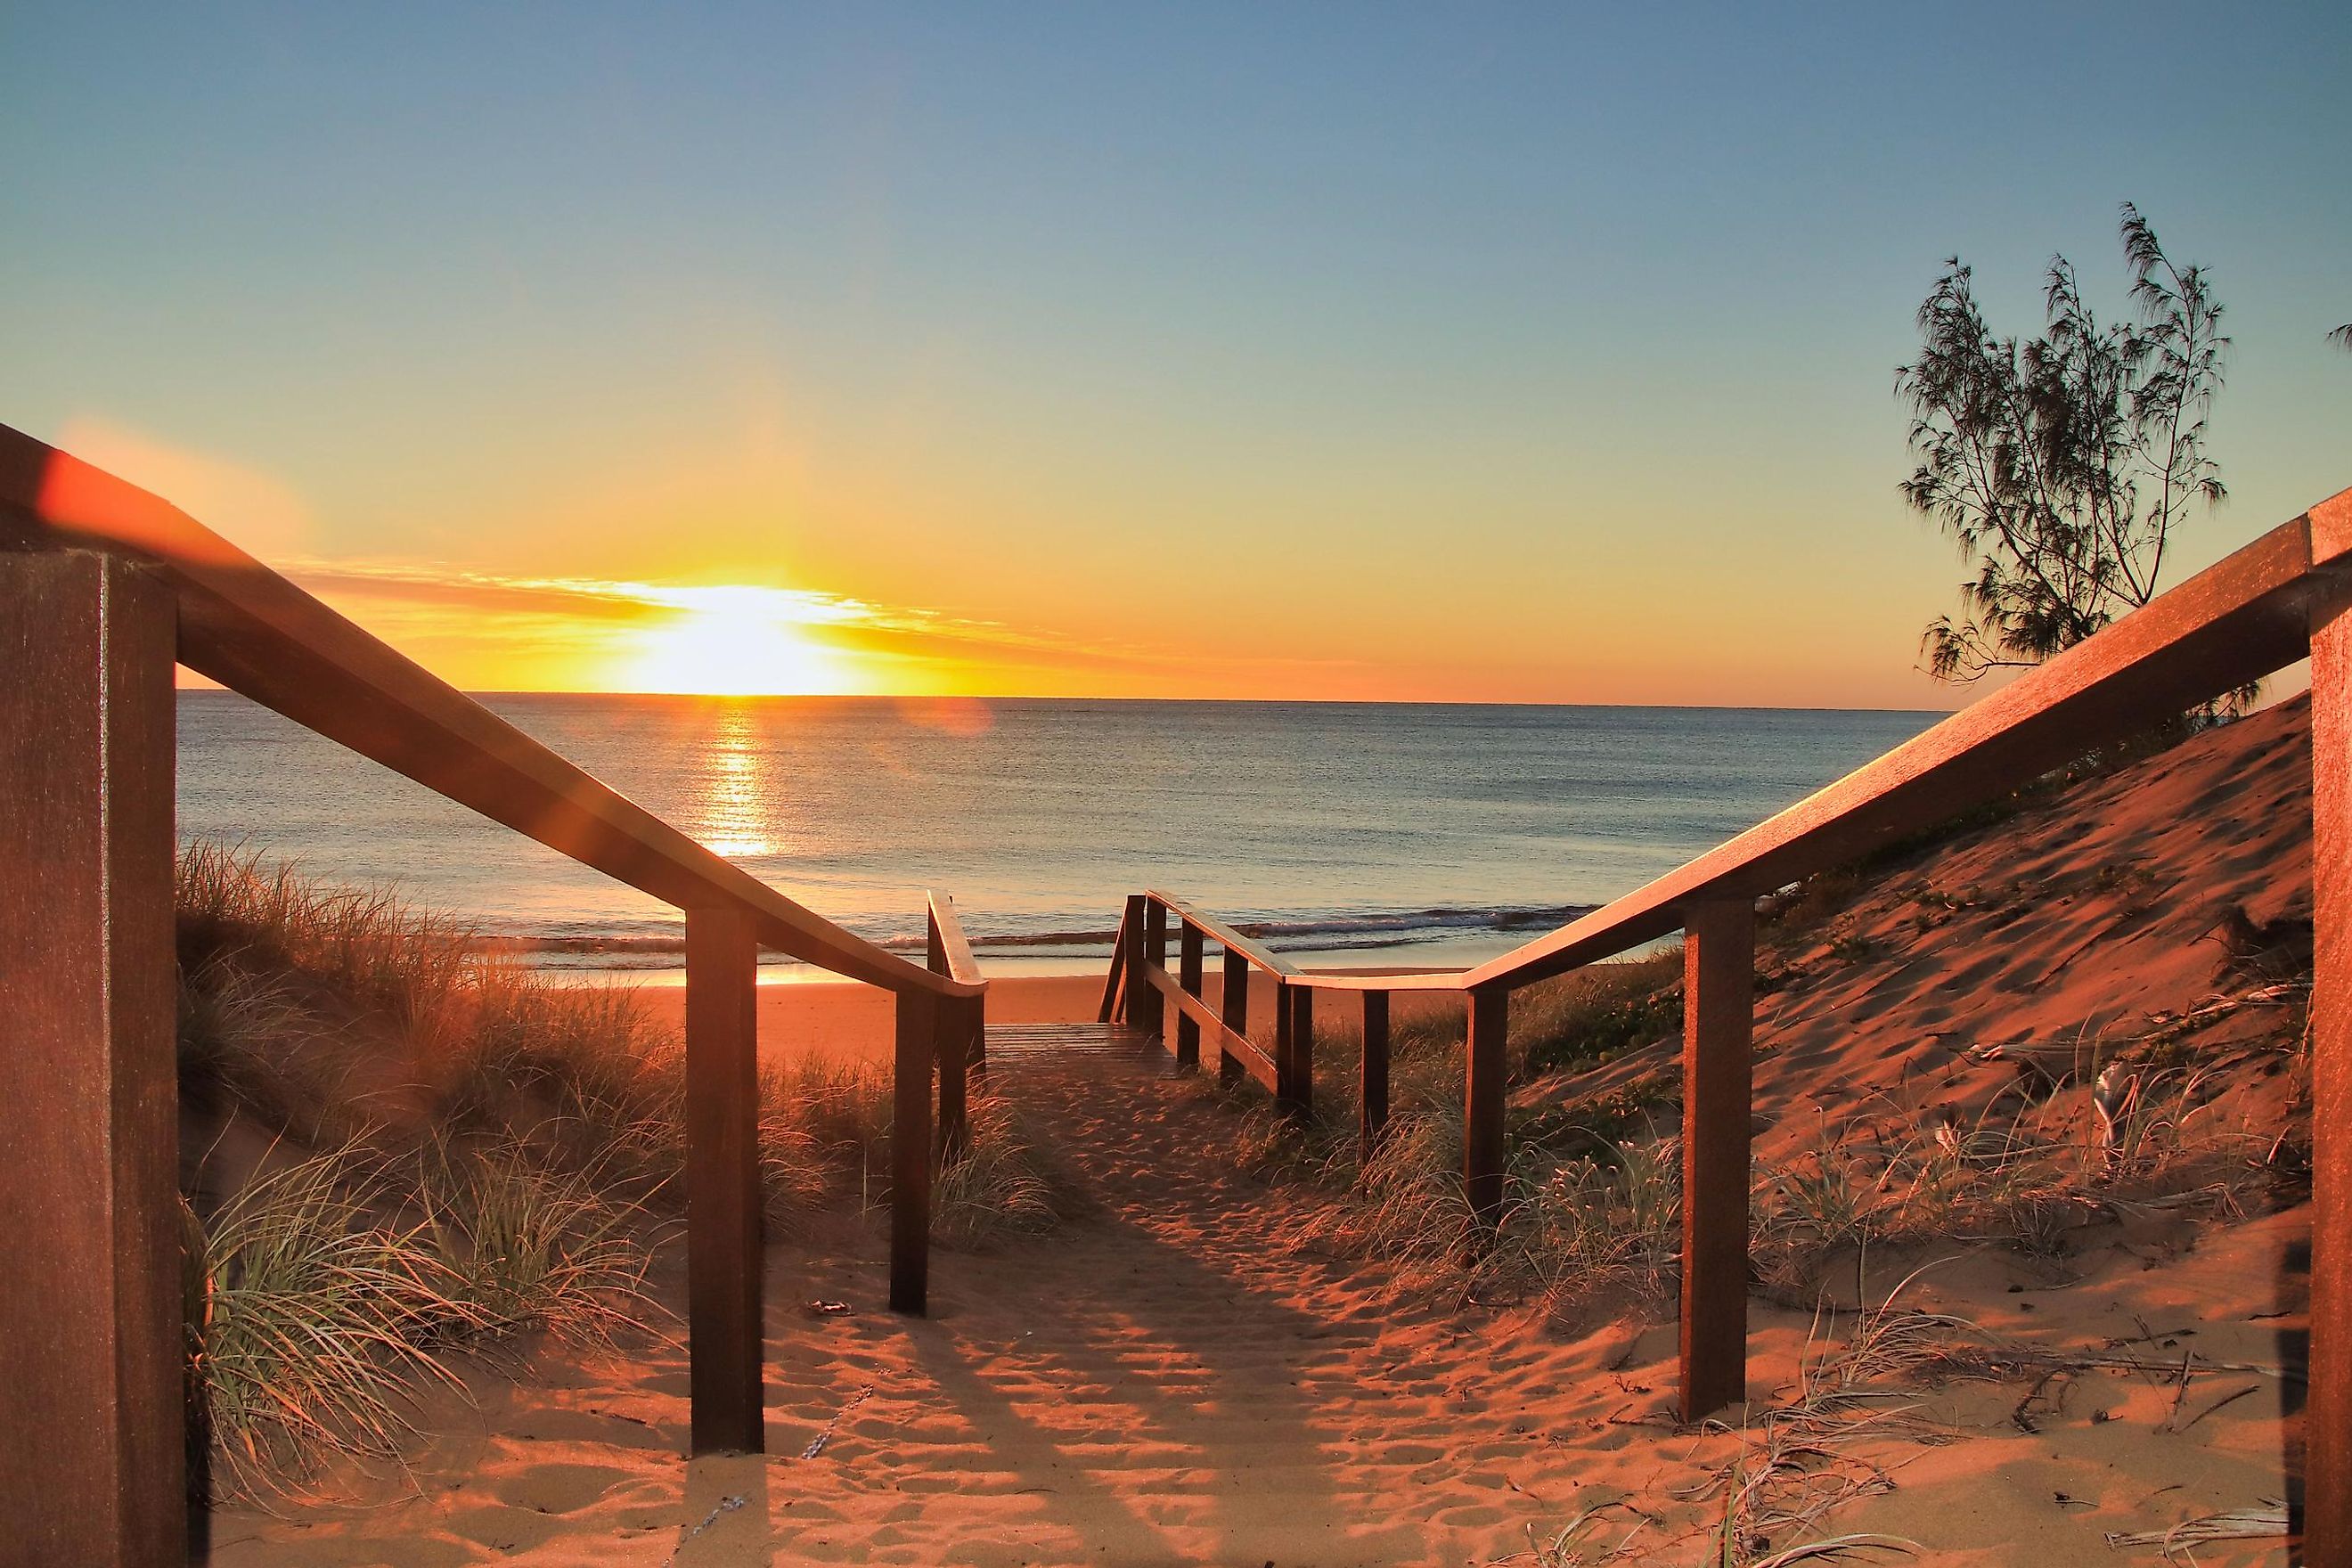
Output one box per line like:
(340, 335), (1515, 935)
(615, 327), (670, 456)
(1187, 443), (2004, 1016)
(283, 558), (1181, 680)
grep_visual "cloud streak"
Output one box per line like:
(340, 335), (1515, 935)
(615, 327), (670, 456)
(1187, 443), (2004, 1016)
(282, 557), (1190, 689)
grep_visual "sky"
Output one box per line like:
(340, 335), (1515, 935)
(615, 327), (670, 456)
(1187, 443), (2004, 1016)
(4, 3), (2348, 707)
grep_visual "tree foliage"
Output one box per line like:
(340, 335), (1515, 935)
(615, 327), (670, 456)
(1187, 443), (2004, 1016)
(1896, 205), (2227, 682)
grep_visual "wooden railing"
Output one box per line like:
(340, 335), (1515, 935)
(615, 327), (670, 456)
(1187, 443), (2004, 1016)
(0, 423), (984, 1563)
(1111, 486), (2352, 1564)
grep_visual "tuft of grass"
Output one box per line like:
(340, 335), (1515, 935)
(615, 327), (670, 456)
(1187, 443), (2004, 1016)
(177, 839), (475, 1056)
(1514, 951), (1683, 1079)
(932, 1098), (1066, 1247)
(189, 1148), (478, 1498)
(416, 1139), (652, 1349)
(175, 842), (1082, 1500)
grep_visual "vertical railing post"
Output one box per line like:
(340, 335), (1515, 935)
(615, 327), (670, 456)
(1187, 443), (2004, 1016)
(1285, 984), (1315, 1121)
(2309, 596), (2352, 1564)
(935, 1000), (969, 1164)
(0, 552), (183, 1564)
(928, 910), (968, 1161)
(1679, 897), (1755, 1423)
(1360, 990), (1391, 1169)
(1175, 920), (1205, 1070)
(1100, 897), (1136, 1024)
(1279, 982), (1298, 1105)
(891, 987), (935, 1315)
(684, 904), (764, 1455)
(1137, 898), (1169, 1038)
(967, 987), (988, 1083)
(1220, 944), (1250, 1087)
(1464, 985), (1509, 1228)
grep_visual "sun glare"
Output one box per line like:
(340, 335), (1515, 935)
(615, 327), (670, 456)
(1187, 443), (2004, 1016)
(622, 585), (861, 696)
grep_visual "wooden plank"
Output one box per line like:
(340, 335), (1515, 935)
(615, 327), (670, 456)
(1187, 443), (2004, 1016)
(1360, 990), (1391, 1167)
(0, 422), (978, 1000)
(891, 990), (934, 1315)
(1464, 987), (1509, 1228)
(1098, 900), (1131, 1023)
(936, 997), (970, 1163)
(1220, 943), (1252, 1089)
(0, 551), (184, 1564)
(1147, 890), (1301, 978)
(1145, 965), (1278, 1090)
(685, 906), (764, 1454)
(1286, 968), (1468, 993)
(925, 890), (984, 984)
(927, 895), (981, 1147)
(1273, 980), (1294, 1107)
(1679, 897), (1754, 1423)
(1118, 894), (1148, 1027)
(2309, 593), (2352, 1566)
(1283, 985), (1315, 1121)
(1137, 898), (1170, 1038)
(1175, 922), (1205, 1070)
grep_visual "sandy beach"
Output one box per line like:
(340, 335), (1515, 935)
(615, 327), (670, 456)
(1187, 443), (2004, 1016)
(629, 969), (1467, 1069)
(200, 698), (2315, 1566)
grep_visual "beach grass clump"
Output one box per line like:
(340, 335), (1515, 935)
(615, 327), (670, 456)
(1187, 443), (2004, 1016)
(931, 1097), (1068, 1246)
(188, 1149), (478, 1497)
(177, 839), (476, 1056)
(416, 1138), (652, 1348)
(1748, 1062), (2272, 1296)
(1511, 951), (1683, 1079)
(1231, 1001), (2276, 1319)
(440, 975), (685, 1189)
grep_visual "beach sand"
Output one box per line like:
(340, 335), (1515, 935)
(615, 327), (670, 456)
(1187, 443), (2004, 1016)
(628, 969), (1466, 1070)
(203, 699), (2314, 1565)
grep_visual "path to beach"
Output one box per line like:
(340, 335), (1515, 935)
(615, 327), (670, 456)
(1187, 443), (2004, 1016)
(211, 1023), (1707, 1566)
(210, 1011), (2302, 1567)
(620, 1020), (1664, 1566)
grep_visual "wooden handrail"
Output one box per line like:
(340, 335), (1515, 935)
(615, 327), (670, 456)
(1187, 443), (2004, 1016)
(0, 424), (992, 1529)
(1110, 486), (2352, 1502)
(1457, 497), (2352, 992)
(1144, 891), (1300, 977)
(0, 421), (980, 1000)
(1142, 492), (2352, 1000)
(926, 891), (985, 985)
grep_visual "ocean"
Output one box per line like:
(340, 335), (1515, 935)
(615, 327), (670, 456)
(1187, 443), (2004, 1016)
(176, 693), (1940, 981)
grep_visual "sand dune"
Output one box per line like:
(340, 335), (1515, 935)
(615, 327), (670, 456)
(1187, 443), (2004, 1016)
(205, 702), (2313, 1565)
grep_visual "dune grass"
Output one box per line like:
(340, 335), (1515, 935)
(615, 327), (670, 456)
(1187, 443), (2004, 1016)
(175, 839), (1064, 1497)
(188, 1149), (478, 1497)
(1208, 943), (2282, 1324)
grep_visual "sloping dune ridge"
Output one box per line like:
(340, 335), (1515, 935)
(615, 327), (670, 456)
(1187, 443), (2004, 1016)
(207, 698), (2315, 1567)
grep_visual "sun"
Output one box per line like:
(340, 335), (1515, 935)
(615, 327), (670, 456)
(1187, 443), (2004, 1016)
(620, 585), (861, 696)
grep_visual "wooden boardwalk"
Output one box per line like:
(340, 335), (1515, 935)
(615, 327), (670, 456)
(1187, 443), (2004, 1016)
(978, 1020), (1170, 1068)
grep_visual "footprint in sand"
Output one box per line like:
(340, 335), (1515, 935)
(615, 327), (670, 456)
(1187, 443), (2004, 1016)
(489, 1458), (652, 1515)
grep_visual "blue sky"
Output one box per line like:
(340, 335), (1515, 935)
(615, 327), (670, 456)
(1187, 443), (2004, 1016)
(4, 3), (2348, 703)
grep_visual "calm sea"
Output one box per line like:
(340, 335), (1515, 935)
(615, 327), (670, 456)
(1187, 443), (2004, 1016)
(176, 694), (1938, 981)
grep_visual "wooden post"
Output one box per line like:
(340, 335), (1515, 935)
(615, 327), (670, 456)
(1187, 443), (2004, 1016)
(1285, 984), (1315, 1121)
(1360, 990), (1391, 1168)
(1099, 897), (1135, 1023)
(1137, 898), (1169, 1038)
(684, 905), (764, 1455)
(1220, 944), (1250, 1087)
(935, 996), (970, 1163)
(0, 552), (184, 1564)
(1679, 897), (1755, 1424)
(890, 988), (934, 1316)
(967, 986), (988, 1083)
(1464, 986), (1509, 1228)
(2310, 600), (2352, 1564)
(1175, 921), (1205, 1070)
